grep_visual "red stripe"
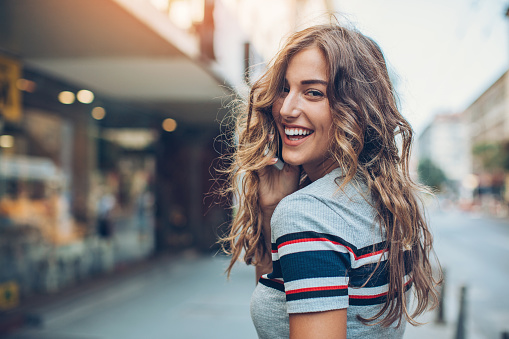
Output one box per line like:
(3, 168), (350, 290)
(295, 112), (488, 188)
(278, 238), (345, 249)
(278, 238), (387, 260)
(356, 249), (386, 260)
(350, 291), (387, 299)
(286, 285), (348, 295)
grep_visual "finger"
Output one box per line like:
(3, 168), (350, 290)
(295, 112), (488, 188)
(260, 157), (279, 172)
(258, 158), (278, 177)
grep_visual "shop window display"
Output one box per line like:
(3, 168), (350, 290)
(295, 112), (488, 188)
(0, 109), (78, 245)
(0, 107), (157, 299)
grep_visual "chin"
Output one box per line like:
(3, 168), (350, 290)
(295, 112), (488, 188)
(281, 155), (302, 166)
(284, 160), (301, 166)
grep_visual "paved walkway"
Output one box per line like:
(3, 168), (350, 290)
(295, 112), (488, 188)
(2, 252), (469, 339)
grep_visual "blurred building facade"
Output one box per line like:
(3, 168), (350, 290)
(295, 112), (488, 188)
(0, 0), (267, 307)
(220, 0), (333, 60)
(464, 71), (509, 208)
(417, 70), (509, 213)
(418, 113), (472, 198)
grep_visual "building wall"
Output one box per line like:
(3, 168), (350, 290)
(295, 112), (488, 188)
(467, 72), (507, 146)
(462, 71), (509, 206)
(418, 113), (471, 184)
(221, 0), (332, 61)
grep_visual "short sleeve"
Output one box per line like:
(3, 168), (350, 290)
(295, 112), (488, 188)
(271, 193), (353, 314)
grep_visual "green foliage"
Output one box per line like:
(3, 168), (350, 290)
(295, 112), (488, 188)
(472, 142), (509, 171)
(418, 158), (447, 191)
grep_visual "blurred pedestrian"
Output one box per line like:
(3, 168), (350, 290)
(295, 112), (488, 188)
(221, 22), (441, 338)
(97, 190), (116, 239)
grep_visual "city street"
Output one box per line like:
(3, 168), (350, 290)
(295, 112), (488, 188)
(4, 252), (258, 339)
(425, 205), (509, 339)
(4, 207), (509, 339)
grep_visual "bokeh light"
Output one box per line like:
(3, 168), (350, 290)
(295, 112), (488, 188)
(77, 90), (94, 104)
(0, 135), (14, 148)
(162, 118), (177, 132)
(91, 107), (106, 120)
(16, 79), (36, 93)
(58, 91), (75, 104)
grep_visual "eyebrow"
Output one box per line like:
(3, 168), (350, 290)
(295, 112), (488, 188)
(284, 79), (328, 86)
(300, 79), (328, 86)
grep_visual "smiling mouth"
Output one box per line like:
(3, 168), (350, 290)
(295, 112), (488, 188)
(284, 127), (314, 141)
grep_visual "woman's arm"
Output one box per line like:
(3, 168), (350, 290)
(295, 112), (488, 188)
(289, 309), (347, 339)
(270, 193), (351, 339)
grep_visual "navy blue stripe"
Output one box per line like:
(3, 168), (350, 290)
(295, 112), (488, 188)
(286, 288), (348, 301)
(279, 250), (350, 282)
(350, 294), (388, 306)
(267, 260), (282, 279)
(276, 252), (412, 289)
(259, 278), (285, 292)
(349, 281), (413, 306)
(276, 231), (387, 258)
(278, 255), (411, 289)
(271, 243), (278, 251)
(349, 261), (389, 287)
(349, 254), (413, 288)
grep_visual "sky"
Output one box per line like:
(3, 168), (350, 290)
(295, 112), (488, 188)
(332, 0), (509, 135)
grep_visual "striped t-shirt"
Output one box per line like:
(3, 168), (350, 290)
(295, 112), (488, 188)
(250, 168), (412, 338)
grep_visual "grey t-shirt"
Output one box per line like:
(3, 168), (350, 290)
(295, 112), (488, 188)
(250, 168), (410, 338)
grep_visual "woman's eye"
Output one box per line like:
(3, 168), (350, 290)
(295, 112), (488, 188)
(307, 90), (324, 97)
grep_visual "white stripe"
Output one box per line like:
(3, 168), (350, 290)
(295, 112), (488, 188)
(349, 283), (388, 297)
(285, 277), (349, 293)
(287, 296), (349, 312)
(348, 274), (412, 297)
(261, 274), (283, 283)
(351, 251), (388, 269)
(278, 240), (349, 257)
(271, 252), (279, 261)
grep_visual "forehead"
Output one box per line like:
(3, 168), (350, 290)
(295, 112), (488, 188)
(285, 46), (328, 81)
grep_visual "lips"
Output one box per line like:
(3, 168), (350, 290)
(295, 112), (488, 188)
(283, 125), (314, 144)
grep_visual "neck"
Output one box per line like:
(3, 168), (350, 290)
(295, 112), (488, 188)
(303, 157), (339, 182)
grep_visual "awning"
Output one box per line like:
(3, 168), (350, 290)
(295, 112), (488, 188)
(0, 0), (229, 126)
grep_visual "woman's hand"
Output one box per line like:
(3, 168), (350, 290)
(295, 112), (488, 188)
(258, 158), (301, 214)
(255, 158), (300, 283)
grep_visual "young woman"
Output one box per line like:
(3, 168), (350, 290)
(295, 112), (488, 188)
(221, 23), (440, 338)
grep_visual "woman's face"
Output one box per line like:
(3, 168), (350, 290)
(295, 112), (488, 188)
(272, 46), (335, 179)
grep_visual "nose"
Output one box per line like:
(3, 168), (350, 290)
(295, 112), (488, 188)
(278, 91), (301, 121)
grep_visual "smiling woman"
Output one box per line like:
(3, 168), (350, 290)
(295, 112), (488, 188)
(219, 23), (441, 339)
(271, 46), (334, 181)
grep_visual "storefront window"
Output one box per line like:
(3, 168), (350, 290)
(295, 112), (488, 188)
(0, 108), (78, 245)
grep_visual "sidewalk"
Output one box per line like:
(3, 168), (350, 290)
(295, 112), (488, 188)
(0, 252), (175, 336)
(1, 252), (257, 339)
(1, 252), (481, 339)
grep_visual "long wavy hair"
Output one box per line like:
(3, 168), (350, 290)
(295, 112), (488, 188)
(219, 23), (441, 327)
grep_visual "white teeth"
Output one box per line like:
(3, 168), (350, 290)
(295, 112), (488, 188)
(285, 128), (311, 136)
